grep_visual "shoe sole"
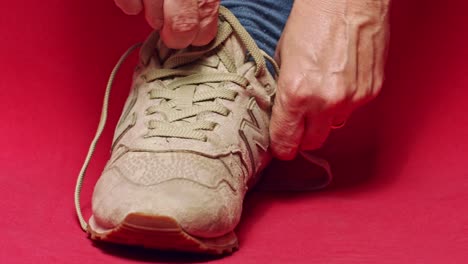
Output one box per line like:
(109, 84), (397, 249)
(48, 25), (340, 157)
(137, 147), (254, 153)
(88, 213), (239, 255)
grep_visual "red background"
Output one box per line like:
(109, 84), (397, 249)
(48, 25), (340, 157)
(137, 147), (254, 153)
(1, 1), (467, 263)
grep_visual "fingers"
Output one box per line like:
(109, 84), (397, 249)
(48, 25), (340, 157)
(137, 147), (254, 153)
(270, 78), (306, 160)
(300, 114), (331, 151)
(271, 84), (338, 158)
(192, 0), (220, 46)
(270, 58), (345, 159)
(114, 0), (144, 15)
(116, 0), (219, 48)
(161, 0), (200, 49)
(143, 0), (164, 30)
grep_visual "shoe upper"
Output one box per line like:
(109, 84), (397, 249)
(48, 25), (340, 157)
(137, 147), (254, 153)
(91, 7), (278, 238)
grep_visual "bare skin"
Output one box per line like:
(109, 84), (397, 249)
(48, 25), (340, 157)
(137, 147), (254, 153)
(271, 0), (390, 159)
(114, 0), (391, 160)
(114, 0), (220, 48)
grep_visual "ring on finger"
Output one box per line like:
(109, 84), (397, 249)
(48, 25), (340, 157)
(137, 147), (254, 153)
(330, 119), (346, 129)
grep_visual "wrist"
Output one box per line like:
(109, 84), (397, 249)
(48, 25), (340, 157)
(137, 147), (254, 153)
(295, 0), (390, 17)
(347, 0), (390, 17)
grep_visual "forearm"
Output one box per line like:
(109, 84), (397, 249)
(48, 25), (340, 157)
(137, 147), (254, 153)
(296, 0), (390, 18)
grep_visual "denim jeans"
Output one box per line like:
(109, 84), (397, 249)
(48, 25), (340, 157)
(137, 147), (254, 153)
(221, 0), (294, 57)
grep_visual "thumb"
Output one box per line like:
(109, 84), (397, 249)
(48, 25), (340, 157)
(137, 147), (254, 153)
(270, 81), (305, 160)
(192, 0), (220, 46)
(114, 0), (143, 15)
(143, 0), (164, 30)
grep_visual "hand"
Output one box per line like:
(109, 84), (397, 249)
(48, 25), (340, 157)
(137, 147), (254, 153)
(114, 0), (220, 49)
(270, 0), (390, 160)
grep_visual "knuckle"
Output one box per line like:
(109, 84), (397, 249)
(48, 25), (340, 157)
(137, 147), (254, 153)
(351, 74), (385, 105)
(278, 75), (310, 107)
(322, 89), (347, 108)
(169, 13), (199, 33)
(198, 0), (220, 19)
(319, 75), (349, 108)
(371, 74), (385, 97)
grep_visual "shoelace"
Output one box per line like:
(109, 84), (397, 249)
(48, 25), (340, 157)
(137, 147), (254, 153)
(74, 42), (140, 231)
(74, 6), (279, 231)
(140, 7), (278, 141)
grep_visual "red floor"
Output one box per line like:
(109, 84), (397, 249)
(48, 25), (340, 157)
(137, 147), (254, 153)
(1, 1), (467, 263)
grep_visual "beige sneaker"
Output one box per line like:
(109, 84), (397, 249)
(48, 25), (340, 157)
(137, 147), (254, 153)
(75, 6), (279, 254)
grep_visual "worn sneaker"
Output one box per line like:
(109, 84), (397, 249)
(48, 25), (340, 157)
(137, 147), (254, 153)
(75, 6), (279, 254)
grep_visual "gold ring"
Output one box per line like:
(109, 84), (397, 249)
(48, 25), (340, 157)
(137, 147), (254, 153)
(331, 120), (346, 129)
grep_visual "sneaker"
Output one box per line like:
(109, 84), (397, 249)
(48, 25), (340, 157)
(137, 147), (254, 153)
(75, 6), (280, 254)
